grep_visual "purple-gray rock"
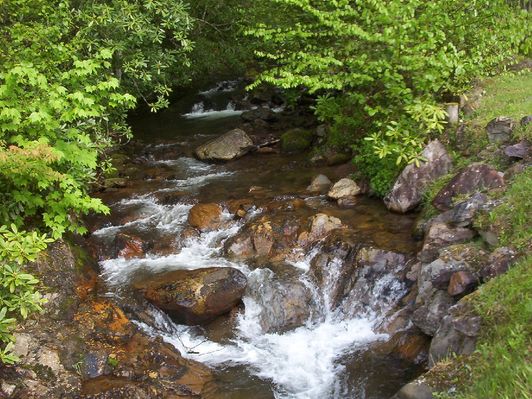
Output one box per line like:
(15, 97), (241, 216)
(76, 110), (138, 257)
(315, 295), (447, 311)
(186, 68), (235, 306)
(432, 163), (505, 211)
(384, 140), (452, 213)
(504, 141), (530, 159)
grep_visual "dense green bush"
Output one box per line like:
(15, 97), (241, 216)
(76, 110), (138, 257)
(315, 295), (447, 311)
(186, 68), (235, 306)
(0, 0), (193, 363)
(248, 0), (529, 194)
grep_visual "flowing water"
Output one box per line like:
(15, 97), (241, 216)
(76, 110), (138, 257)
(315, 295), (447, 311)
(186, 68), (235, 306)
(89, 81), (423, 398)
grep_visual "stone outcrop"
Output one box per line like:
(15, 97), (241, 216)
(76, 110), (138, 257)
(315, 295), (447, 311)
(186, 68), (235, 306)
(194, 128), (253, 161)
(136, 267), (247, 325)
(429, 300), (480, 367)
(418, 222), (476, 264)
(432, 163), (505, 211)
(385, 140), (452, 213)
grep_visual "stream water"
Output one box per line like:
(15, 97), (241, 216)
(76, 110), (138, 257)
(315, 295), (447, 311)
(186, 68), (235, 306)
(88, 81), (423, 398)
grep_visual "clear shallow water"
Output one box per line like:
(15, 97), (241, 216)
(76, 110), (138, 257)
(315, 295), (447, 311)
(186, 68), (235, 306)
(91, 82), (422, 398)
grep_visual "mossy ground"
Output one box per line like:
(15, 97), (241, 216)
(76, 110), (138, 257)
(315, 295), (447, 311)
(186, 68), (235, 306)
(422, 69), (532, 398)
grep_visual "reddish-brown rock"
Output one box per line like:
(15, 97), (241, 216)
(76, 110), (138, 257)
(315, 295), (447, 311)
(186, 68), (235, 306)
(137, 267), (246, 325)
(447, 271), (478, 297)
(187, 203), (223, 231)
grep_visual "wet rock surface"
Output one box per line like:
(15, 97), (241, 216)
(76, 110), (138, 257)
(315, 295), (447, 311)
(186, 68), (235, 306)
(187, 202), (224, 231)
(135, 267), (247, 325)
(246, 269), (313, 333)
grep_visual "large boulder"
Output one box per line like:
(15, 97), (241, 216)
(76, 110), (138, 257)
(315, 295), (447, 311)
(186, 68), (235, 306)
(309, 229), (409, 315)
(327, 178), (361, 200)
(384, 140), (452, 213)
(432, 163), (505, 211)
(136, 267), (247, 325)
(245, 269), (313, 333)
(194, 129), (253, 161)
(188, 203), (223, 231)
(429, 300), (480, 367)
(486, 116), (515, 144)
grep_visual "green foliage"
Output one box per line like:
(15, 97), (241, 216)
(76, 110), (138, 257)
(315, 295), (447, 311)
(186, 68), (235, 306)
(247, 0), (528, 195)
(0, 0), (194, 364)
(353, 140), (401, 197)
(0, 224), (49, 364)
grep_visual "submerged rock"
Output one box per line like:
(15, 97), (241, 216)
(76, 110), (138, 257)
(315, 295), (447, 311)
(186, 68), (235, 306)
(327, 178), (361, 200)
(432, 163), (505, 211)
(136, 267), (247, 325)
(194, 128), (253, 161)
(280, 128), (314, 153)
(187, 203), (223, 231)
(306, 174), (331, 193)
(297, 213), (344, 247)
(391, 379), (433, 399)
(385, 140), (452, 213)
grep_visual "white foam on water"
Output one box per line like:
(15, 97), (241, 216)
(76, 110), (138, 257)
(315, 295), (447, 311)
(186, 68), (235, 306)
(124, 249), (401, 399)
(92, 197), (192, 238)
(150, 157), (215, 173)
(100, 210), (244, 285)
(165, 171), (234, 188)
(183, 101), (244, 119)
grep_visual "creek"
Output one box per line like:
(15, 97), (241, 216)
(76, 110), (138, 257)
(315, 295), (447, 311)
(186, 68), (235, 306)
(87, 81), (424, 399)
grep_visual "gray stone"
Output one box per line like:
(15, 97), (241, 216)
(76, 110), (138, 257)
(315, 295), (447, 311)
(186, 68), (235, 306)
(504, 141), (530, 159)
(246, 269), (313, 333)
(413, 290), (455, 336)
(418, 222), (476, 263)
(429, 301), (480, 367)
(431, 192), (488, 228)
(194, 129), (253, 161)
(521, 115), (532, 126)
(486, 116), (515, 144)
(385, 140), (452, 213)
(480, 247), (517, 282)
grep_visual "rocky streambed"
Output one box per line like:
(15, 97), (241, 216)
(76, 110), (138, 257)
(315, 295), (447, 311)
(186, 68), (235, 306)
(2, 80), (523, 398)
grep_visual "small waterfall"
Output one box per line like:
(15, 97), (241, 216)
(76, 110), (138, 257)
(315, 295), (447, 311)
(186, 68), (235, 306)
(92, 117), (417, 398)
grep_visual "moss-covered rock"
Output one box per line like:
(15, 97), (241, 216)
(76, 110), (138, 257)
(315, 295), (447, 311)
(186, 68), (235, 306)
(280, 128), (314, 153)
